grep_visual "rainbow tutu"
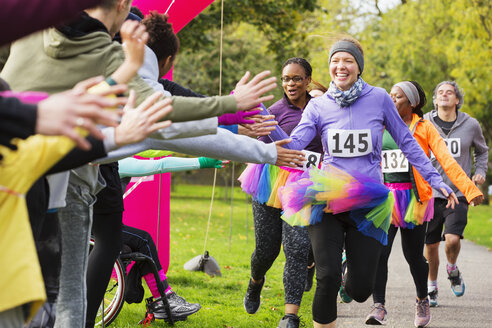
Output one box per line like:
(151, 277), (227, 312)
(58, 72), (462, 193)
(278, 165), (395, 245)
(385, 182), (434, 229)
(238, 163), (303, 209)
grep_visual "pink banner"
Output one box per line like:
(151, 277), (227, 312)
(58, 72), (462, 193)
(132, 0), (215, 32)
(123, 0), (214, 273)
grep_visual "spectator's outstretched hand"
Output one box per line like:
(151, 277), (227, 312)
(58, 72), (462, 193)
(120, 20), (148, 72)
(115, 90), (173, 146)
(233, 71), (277, 111)
(274, 139), (305, 168)
(238, 114), (278, 138)
(198, 157), (230, 169)
(36, 76), (126, 150)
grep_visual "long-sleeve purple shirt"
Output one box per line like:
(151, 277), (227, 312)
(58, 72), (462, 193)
(259, 93), (323, 153)
(288, 83), (451, 195)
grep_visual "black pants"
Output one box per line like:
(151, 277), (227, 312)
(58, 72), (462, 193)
(85, 164), (124, 328)
(308, 212), (383, 324)
(373, 224), (428, 304)
(251, 201), (310, 306)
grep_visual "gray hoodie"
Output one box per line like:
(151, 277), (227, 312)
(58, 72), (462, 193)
(96, 127), (278, 166)
(424, 110), (488, 199)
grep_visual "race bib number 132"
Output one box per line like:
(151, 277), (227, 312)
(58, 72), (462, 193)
(327, 129), (373, 157)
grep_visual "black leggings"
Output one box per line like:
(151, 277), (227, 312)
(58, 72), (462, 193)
(85, 211), (123, 328)
(251, 201), (310, 306)
(308, 212), (383, 324)
(373, 224), (428, 304)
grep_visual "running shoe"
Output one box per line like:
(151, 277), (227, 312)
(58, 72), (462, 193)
(448, 267), (465, 297)
(243, 277), (265, 314)
(304, 264), (315, 292)
(428, 287), (438, 307)
(414, 298), (431, 328)
(148, 292), (201, 321)
(365, 303), (387, 325)
(277, 313), (302, 328)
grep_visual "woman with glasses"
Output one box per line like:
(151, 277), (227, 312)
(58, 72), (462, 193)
(278, 37), (458, 328)
(240, 57), (322, 328)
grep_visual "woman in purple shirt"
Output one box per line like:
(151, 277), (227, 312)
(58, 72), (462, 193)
(278, 37), (457, 328)
(240, 58), (322, 328)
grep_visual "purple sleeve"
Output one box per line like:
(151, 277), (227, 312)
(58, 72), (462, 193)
(382, 94), (452, 196)
(285, 101), (319, 151)
(1, 0), (102, 46)
(257, 104), (294, 148)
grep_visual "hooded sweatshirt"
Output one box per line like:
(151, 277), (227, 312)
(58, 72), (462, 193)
(424, 109), (489, 199)
(0, 12), (236, 197)
(288, 83), (452, 195)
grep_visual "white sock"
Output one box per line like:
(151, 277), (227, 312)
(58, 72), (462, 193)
(428, 280), (438, 290)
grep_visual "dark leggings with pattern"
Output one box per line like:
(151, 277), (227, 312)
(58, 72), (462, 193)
(308, 212), (383, 324)
(251, 201), (310, 306)
(373, 224), (428, 304)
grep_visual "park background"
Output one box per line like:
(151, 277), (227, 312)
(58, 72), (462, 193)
(116, 0), (492, 327)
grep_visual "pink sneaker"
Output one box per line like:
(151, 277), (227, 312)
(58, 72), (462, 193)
(365, 303), (387, 325)
(414, 298), (431, 328)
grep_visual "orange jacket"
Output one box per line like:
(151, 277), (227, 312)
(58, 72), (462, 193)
(409, 114), (482, 203)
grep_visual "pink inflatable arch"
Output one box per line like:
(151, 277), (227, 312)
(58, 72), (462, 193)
(123, 0), (214, 273)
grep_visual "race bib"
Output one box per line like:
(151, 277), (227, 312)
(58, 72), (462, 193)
(301, 150), (322, 171)
(327, 129), (372, 157)
(430, 138), (461, 159)
(381, 150), (409, 173)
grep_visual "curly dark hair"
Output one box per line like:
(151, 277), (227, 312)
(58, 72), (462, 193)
(142, 11), (180, 62)
(281, 57), (312, 77)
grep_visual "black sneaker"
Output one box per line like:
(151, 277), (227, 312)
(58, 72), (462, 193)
(304, 265), (315, 292)
(277, 313), (302, 328)
(148, 292), (201, 321)
(243, 277), (265, 314)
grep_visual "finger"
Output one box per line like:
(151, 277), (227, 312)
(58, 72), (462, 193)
(72, 76), (105, 94)
(134, 24), (147, 39)
(137, 92), (163, 111)
(243, 109), (261, 117)
(235, 71), (250, 87)
(251, 76), (277, 93)
(275, 138), (292, 146)
(149, 120), (172, 132)
(247, 70), (272, 86)
(149, 105), (173, 123)
(141, 31), (149, 44)
(124, 90), (137, 111)
(62, 128), (92, 150)
(96, 85), (128, 97)
(257, 94), (275, 104)
(73, 116), (105, 140)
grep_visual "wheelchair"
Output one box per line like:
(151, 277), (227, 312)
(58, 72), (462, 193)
(89, 238), (174, 327)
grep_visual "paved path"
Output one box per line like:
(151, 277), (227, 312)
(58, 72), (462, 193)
(336, 235), (492, 327)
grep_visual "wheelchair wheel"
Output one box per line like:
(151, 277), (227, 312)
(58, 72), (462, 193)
(90, 239), (127, 327)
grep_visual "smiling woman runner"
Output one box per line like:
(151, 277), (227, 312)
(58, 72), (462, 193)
(364, 81), (482, 328)
(277, 37), (458, 328)
(239, 57), (322, 328)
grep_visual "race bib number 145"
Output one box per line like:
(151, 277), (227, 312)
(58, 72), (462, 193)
(327, 129), (372, 157)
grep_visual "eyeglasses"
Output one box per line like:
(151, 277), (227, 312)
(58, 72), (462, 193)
(281, 76), (306, 83)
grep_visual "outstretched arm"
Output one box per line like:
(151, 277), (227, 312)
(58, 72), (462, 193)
(118, 157), (226, 178)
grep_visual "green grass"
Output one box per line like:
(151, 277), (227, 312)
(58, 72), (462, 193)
(466, 204), (492, 250)
(110, 185), (492, 327)
(111, 184), (314, 328)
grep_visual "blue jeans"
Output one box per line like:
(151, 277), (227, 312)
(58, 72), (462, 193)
(54, 180), (96, 328)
